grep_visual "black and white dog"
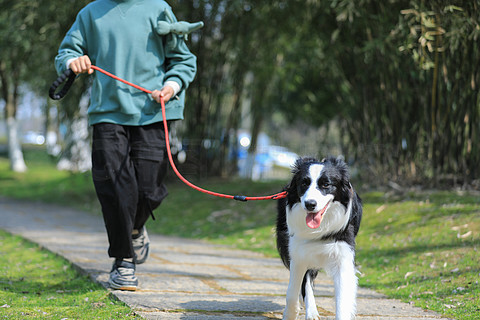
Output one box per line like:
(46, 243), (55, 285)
(276, 156), (362, 320)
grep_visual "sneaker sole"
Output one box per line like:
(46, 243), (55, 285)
(108, 277), (138, 291)
(111, 286), (137, 291)
(109, 282), (138, 291)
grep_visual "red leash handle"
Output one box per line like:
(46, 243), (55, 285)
(51, 65), (287, 201)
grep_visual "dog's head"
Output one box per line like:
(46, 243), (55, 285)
(286, 156), (353, 230)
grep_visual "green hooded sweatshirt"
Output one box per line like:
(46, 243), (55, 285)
(55, 0), (197, 126)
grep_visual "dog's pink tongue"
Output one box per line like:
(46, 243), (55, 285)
(306, 212), (322, 229)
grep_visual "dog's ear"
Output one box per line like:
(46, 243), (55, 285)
(337, 179), (351, 204)
(333, 157), (350, 182)
(284, 170), (298, 193)
(293, 156), (318, 173)
(285, 158), (305, 203)
(285, 178), (300, 206)
(291, 157), (302, 176)
(330, 157), (352, 203)
(284, 179), (295, 193)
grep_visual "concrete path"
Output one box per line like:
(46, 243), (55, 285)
(0, 197), (448, 320)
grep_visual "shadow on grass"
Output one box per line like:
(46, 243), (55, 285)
(0, 275), (92, 296)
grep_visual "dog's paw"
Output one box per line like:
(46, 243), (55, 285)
(282, 306), (299, 320)
(305, 311), (320, 320)
(305, 305), (320, 320)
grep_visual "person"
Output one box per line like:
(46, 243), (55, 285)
(54, 0), (199, 291)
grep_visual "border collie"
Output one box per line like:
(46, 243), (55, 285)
(276, 156), (362, 320)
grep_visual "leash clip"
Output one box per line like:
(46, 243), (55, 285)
(233, 195), (248, 202)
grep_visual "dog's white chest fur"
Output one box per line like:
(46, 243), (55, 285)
(288, 236), (355, 274)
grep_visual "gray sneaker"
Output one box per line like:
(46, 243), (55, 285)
(132, 227), (150, 264)
(108, 259), (138, 291)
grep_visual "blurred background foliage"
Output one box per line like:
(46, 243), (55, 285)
(1, 0), (478, 188)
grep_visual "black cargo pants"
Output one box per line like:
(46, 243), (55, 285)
(91, 122), (169, 259)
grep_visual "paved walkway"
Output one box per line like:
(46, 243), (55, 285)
(0, 197), (448, 320)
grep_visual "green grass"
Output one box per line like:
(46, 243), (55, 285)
(357, 192), (479, 319)
(0, 229), (140, 319)
(0, 146), (99, 213)
(1, 146), (479, 319)
(148, 178), (281, 256)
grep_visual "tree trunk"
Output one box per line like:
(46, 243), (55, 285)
(4, 90), (26, 172)
(45, 100), (61, 157)
(6, 115), (27, 172)
(1, 61), (27, 172)
(56, 95), (91, 172)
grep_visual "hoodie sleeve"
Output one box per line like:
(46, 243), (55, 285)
(54, 12), (89, 76)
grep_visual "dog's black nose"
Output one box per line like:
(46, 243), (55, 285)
(304, 199), (317, 211)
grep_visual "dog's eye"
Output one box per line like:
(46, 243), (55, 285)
(320, 182), (330, 189)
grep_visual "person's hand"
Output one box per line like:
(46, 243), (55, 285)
(70, 55), (94, 75)
(151, 85), (174, 103)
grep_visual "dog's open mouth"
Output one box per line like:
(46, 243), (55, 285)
(306, 201), (331, 229)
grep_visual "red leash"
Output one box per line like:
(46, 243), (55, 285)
(91, 65), (287, 201)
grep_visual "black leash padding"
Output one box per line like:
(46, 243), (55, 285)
(49, 69), (76, 100)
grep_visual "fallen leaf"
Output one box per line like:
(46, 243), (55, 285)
(451, 224), (468, 231)
(458, 231), (472, 239)
(92, 302), (106, 308)
(404, 271), (415, 279)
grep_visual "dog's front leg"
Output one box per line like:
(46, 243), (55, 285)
(283, 261), (305, 320)
(303, 272), (320, 320)
(332, 249), (357, 320)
